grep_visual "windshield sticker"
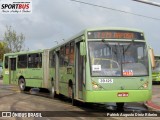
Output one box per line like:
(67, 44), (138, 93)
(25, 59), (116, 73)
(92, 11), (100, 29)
(123, 70), (133, 76)
(92, 65), (101, 71)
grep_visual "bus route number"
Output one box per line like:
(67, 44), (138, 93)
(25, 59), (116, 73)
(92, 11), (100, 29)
(98, 79), (113, 83)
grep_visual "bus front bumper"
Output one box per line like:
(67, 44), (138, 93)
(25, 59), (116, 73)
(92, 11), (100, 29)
(84, 90), (151, 103)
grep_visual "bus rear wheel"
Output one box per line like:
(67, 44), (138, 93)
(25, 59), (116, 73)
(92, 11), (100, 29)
(18, 78), (30, 92)
(50, 86), (56, 98)
(68, 83), (76, 106)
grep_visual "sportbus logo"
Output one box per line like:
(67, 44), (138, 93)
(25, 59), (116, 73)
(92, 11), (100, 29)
(0, 0), (32, 14)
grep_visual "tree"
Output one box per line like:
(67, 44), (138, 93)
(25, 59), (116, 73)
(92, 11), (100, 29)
(3, 26), (25, 53)
(0, 42), (4, 61)
(0, 41), (9, 61)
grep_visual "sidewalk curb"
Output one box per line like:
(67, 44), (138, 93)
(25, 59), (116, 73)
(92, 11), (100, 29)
(144, 101), (160, 111)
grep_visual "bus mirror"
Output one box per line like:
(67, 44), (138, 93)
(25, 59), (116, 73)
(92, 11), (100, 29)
(80, 42), (86, 56)
(149, 48), (155, 68)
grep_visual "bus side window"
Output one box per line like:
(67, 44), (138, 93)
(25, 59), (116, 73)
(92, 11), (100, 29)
(60, 46), (65, 67)
(10, 58), (16, 70)
(137, 47), (144, 62)
(28, 54), (33, 68)
(52, 54), (55, 67)
(69, 42), (74, 66)
(64, 44), (70, 66)
(5, 56), (8, 69)
(18, 55), (27, 68)
(35, 54), (41, 68)
(49, 51), (55, 68)
(37, 53), (42, 68)
(28, 53), (41, 68)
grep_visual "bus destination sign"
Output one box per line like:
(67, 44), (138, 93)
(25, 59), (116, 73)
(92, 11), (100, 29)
(87, 31), (144, 40)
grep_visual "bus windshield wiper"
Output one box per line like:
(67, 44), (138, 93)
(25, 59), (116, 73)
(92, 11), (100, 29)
(102, 40), (117, 55)
(123, 39), (135, 53)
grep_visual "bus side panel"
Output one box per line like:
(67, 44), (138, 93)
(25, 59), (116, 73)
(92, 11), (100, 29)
(59, 66), (68, 96)
(25, 79), (43, 88)
(3, 68), (9, 84)
(59, 66), (74, 97)
(16, 52), (45, 88)
(16, 68), (43, 88)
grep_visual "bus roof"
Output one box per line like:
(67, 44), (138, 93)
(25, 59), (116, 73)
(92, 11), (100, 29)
(4, 49), (49, 56)
(155, 55), (160, 59)
(85, 27), (144, 33)
(155, 55), (160, 57)
(50, 27), (144, 51)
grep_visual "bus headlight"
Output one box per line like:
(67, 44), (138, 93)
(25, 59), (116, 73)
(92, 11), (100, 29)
(142, 81), (148, 88)
(92, 81), (103, 90)
(93, 84), (98, 89)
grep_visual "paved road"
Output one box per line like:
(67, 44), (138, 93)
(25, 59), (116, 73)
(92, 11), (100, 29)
(152, 84), (160, 96)
(145, 84), (160, 110)
(0, 80), (159, 120)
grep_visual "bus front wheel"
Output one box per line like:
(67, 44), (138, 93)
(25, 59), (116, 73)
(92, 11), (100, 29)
(116, 102), (124, 111)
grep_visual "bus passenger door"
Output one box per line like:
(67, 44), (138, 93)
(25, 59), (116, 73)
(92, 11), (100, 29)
(76, 42), (84, 100)
(9, 58), (17, 84)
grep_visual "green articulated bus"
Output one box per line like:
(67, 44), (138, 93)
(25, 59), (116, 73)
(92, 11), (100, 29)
(49, 27), (154, 108)
(3, 49), (50, 91)
(152, 55), (160, 84)
(3, 27), (154, 108)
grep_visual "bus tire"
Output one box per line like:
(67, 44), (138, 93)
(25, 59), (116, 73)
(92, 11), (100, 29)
(18, 78), (30, 92)
(50, 78), (57, 98)
(72, 91), (77, 106)
(50, 86), (55, 98)
(116, 102), (124, 111)
(68, 80), (76, 106)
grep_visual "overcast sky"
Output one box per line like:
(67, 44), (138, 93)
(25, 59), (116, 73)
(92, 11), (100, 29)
(0, 0), (160, 54)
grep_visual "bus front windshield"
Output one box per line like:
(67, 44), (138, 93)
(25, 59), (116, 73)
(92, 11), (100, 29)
(88, 41), (149, 77)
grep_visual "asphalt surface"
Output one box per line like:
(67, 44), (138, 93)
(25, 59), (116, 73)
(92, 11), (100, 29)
(0, 79), (160, 119)
(145, 84), (160, 111)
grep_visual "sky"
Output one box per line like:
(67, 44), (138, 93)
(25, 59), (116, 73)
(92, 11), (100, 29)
(0, 0), (160, 55)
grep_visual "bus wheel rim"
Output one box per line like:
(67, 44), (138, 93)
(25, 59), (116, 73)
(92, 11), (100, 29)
(68, 86), (72, 98)
(51, 86), (54, 96)
(20, 82), (25, 90)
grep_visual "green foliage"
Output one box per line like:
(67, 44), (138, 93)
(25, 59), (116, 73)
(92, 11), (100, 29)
(0, 42), (8, 61)
(3, 26), (25, 53)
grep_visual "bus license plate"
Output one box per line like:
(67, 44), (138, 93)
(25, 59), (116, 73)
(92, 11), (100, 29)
(117, 92), (129, 97)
